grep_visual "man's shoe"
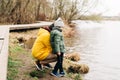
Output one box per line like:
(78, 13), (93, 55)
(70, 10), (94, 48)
(50, 71), (60, 77)
(43, 63), (52, 69)
(59, 72), (65, 77)
(34, 60), (42, 70)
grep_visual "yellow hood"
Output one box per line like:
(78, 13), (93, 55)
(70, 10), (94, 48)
(32, 28), (52, 60)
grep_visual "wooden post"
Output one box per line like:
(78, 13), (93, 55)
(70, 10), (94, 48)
(0, 27), (9, 80)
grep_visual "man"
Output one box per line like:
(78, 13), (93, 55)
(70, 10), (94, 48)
(50, 18), (66, 77)
(32, 24), (57, 70)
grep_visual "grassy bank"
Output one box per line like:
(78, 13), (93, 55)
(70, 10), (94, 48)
(8, 45), (23, 80)
(8, 30), (78, 80)
(8, 44), (39, 80)
(8, 44), (82, 80)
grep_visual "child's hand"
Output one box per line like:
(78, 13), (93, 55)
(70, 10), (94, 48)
(57, 52), (61, 56)
(64, 54), (68, 58)
(64, 54), (66, 57)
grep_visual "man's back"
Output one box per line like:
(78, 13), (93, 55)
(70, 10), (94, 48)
(32, 28), (52, 60)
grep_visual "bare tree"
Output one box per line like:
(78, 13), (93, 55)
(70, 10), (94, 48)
(0, 0), (36, 24)
(51, 0), (98, 23)
(35, 0), (51, 20)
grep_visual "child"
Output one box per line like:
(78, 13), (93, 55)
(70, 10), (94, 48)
(50, 18), (66, 77)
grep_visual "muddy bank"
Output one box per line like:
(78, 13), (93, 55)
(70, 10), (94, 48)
(8, 23), (90, 80)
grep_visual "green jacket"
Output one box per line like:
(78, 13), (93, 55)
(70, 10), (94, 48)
(50, 27), (66, 54)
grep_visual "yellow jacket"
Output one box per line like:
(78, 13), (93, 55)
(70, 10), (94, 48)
(32, 28), (52, 60)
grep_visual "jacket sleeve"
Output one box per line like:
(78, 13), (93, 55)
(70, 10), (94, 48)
(62, 36), (66, 52)
(50, 31), (60, 53)
(50, 31), (54, 48)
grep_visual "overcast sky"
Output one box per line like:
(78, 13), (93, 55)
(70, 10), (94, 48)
(90, 0), (120, 16)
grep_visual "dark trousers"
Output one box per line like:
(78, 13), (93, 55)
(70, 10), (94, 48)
(53, 53), (64, 73)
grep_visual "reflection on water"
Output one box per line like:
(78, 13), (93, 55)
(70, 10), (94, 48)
(65, 21), (120, 80)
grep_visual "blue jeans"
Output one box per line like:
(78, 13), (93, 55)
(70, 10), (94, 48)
(53, 53), (64, 73)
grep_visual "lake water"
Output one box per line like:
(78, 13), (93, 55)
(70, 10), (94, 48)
(65, 20), (120, 80)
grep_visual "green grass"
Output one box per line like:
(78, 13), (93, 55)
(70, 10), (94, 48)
(7, 57), (21, 80)
(7, 45), (24, 80)
(9, 44), (24, 53)
(7, 44), (44, 80)
(30, 69), (47, 78)
(74, 73), (81, 80)
(67, 73), (82, 80)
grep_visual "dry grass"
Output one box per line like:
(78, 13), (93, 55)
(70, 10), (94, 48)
(65, 53), (80, 61)
(63, 59), (89, 74)
(62, 21), (76, 38)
